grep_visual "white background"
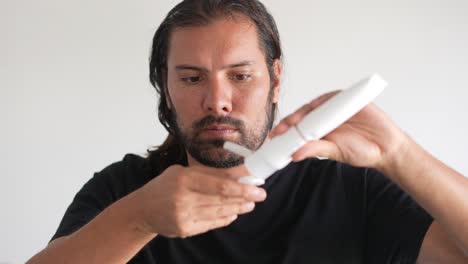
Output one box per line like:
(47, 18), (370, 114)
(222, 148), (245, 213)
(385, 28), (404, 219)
(2, 0), (468, 262)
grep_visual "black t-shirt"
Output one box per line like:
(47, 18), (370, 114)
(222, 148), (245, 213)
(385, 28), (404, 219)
(51, 154), (433, 263)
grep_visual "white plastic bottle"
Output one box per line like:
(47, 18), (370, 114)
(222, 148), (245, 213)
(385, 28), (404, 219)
(224, 73), (388, 185)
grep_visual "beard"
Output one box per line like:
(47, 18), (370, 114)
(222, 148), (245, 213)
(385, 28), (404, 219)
(169, 94), (275, 168)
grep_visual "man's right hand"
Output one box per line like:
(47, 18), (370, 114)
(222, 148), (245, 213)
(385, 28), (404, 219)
(133, 164), (267, 238)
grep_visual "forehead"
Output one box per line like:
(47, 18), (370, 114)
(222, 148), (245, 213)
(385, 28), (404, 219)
(167, 16), (265, 68)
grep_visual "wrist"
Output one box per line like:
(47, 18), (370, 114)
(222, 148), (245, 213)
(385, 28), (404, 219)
(376, 133), (418, 183)
(118, 189), (158, 238)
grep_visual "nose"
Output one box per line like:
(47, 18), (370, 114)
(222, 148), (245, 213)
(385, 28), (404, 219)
(201, 77), (232, 115)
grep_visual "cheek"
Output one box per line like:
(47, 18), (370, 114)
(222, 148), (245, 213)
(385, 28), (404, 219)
(168, 87), (202, 127)
(235, 78), (272, 125)
(167, 71), (197, 112)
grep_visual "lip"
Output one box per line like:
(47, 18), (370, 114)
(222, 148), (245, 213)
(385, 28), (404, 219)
(202, 125), (238, 136)
(204, 125), (237, 131)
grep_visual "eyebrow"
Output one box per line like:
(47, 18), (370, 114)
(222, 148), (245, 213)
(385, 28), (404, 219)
(175, 60), (255, 72)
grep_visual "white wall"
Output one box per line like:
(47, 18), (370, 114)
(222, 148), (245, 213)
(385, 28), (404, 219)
(2, 0), (467, 262)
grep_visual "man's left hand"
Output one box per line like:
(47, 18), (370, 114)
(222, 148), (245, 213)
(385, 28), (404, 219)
(269, 91), (409, 172)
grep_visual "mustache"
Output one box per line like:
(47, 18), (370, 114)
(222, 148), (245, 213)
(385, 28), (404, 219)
(193, 115), (245, 131)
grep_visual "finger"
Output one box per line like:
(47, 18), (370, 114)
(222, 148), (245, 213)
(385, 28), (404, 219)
(225, 165), (251, 180)
(190, 164), (250, 181)
(194, 202), (255, 221)
(269, 91), (340, 138)
(193, 193), (250, 206)
(188, 172), (267, 202)
(307, 90), (341, 109)
(269, 103), (314, 138)
(291, 139), (342, 162)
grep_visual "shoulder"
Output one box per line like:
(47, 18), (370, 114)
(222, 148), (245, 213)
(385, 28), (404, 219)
(48, 154), (160, 242)
(99, 153), (153, 179)
(88, 153), (159, 200)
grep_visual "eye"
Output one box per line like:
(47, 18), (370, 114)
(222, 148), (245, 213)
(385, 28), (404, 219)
(181, 76), (203, 84)
(232, 74), (252, 82)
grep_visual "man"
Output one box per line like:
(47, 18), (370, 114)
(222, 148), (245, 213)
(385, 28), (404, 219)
(28, 0), (468, 263)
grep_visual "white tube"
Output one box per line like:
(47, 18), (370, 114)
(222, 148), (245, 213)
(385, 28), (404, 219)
(223, 73), (388, 185)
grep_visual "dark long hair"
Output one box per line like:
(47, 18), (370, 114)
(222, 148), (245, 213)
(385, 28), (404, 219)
(147, 0), (283, 170)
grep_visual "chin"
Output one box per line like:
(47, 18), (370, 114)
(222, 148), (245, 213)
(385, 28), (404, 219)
(192, 148), (244, 168)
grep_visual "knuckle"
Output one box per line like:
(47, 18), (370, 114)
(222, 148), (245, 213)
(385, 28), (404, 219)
(174, 218), (194, 238)
(209, 220), (221, 230)
(167, 164), (183, 175)
(175, 170), (188, 184)
(217, 181), (231, 195)
(241, 187), (251, 199)
(177, 223), (192, 238)
(237, 204), (246, 213)
(219, 218), (230, 227)
(174, 177), (191, 194)
(290, 113), (302, 123)
(283, 115), (295, 125)
(218, 195), (228, 204)
(173, 207), (188, 225)
(216, 205), (226, 217)
(173, 210), (183, 225)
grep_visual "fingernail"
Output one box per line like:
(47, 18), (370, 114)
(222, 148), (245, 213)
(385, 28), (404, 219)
(249, 188), (266, 200)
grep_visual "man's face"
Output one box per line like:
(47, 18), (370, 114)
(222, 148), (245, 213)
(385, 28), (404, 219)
(166, 16), (280, 168)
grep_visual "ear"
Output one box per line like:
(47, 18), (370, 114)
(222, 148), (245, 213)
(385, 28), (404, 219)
(272, 59), (282, 104)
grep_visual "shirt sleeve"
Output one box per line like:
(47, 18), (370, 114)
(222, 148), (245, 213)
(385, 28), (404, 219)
(49, 170), (117, 242)
(364, 167), (434, 263)
(49, 154), (152, 243)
